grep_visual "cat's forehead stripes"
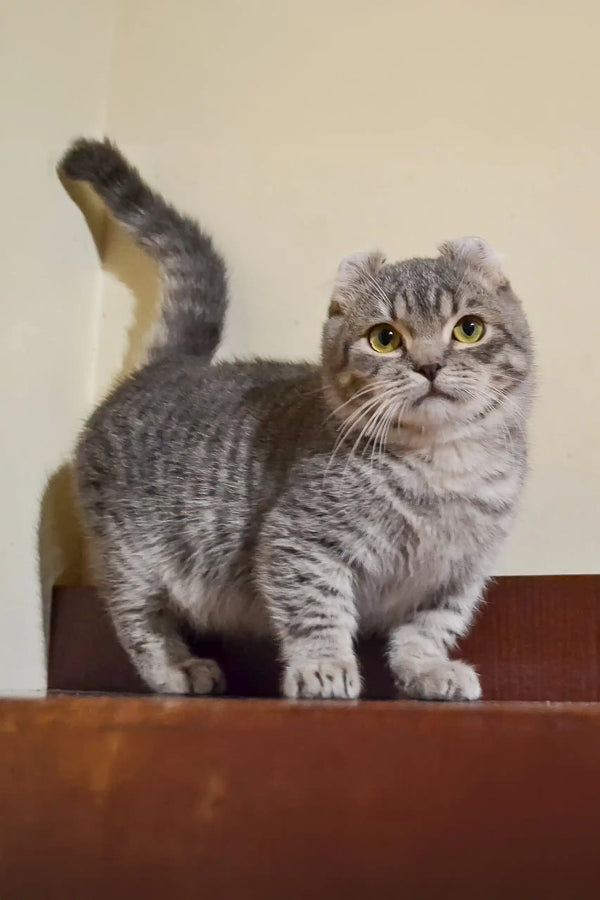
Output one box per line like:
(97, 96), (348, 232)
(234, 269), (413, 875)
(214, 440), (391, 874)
(378, 259), (459, 323)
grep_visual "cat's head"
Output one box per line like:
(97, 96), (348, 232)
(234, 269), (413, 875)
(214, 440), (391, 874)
(321, 237), (533, 445)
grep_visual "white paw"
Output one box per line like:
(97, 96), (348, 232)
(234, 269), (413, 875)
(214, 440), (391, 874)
(283, 657), (361, 700)
(153, 666), (191, 694)
(396, 659), (481, 701)
(184, 658), (226, 695)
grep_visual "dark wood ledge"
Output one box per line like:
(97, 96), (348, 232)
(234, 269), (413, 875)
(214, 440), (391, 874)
(49, 575), (600, 701)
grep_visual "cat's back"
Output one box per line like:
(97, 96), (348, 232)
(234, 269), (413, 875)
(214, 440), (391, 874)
(92, 357), (317, 419)
(76, 357), (324, 503)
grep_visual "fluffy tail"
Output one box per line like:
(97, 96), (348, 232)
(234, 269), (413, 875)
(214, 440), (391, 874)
(59, 138), (227, 364)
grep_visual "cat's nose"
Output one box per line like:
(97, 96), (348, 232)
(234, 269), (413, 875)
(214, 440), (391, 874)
(416, 363), (442, 382)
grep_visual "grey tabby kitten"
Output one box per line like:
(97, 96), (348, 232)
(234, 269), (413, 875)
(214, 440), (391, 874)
(60, 138), (533, 701)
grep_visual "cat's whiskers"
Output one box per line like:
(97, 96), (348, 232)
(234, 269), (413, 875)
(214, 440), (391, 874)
(369, 404), (389, 466)
(333, 393), (390, 446)
(325, 382), (383, 423)
(452, 380), (517, 455)
(344, 404), (386, 473)
(381, 401), (404, 463)
(372, 397), (400, 468)
(343, 389), (409, 473)
(368, 397), (397, 468)
(450, 373), (526, 424)
(332, 386), (400, 448)
(487, 384), (527, 426)
(325, 390), (395, 475)
(327, 385), (400, 474)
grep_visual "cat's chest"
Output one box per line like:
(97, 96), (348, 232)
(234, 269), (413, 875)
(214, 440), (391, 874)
(355, 443), (522, 626)
(393, 440), (522, 527)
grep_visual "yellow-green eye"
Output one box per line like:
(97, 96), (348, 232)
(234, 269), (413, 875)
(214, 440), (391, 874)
(453, 315), (485, 344)
(368, 324), (401, 353)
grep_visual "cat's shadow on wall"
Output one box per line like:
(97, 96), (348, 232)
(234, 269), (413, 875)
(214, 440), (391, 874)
(38, 176), (159, 654)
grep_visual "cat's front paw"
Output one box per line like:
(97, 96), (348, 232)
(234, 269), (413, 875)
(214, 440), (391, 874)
(395, 658), (481, 701)
(283, 657), (361, 700)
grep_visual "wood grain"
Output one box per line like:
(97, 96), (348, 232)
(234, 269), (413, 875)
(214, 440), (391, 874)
(1, 696), (600, 899)
(49, 576), (600, 701)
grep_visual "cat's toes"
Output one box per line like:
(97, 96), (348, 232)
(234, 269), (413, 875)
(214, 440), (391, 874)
(184, 658), (226, 695)
(396, 659), (481, 701)
(152, 666), (192, 695)
(283, 657), (361, 700)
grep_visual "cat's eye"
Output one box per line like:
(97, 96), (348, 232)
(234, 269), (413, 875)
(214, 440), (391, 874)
(453, 315), (485, 344)
(368, 324), (401, 353)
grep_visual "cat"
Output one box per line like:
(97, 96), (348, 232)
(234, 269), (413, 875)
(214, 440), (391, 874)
(60, 138), (533, 701)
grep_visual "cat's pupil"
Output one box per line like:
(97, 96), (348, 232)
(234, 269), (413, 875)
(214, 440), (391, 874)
(462, 320), (476, 336)
(379, 329), (394, 345)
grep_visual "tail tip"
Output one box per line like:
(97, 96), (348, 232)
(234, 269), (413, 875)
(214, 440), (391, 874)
(58, 137), (126, 183)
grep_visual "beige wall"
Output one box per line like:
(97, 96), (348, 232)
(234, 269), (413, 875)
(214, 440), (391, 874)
(0, 0), (117, 692)
(1, 0), (599, 690)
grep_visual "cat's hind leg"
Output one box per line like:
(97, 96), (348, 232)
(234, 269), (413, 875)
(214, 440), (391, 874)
(102, 574), (225, 695)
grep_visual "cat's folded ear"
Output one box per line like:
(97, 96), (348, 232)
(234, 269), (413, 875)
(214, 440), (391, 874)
(329, 251), (386, 316)
(438, 237), (509, 291)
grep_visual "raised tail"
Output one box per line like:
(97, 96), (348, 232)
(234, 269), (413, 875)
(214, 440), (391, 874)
(59, 137), (227, 365)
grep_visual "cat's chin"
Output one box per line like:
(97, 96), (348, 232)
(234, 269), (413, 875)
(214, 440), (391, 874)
(391, 395), (475, 443)
(406, 392), (460, 425)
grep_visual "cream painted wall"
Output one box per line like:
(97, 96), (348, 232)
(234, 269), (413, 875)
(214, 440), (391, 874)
(0, 0), (117, 692)
(95, 0), (600, 575)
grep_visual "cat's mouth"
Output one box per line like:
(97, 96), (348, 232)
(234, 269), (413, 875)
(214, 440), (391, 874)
(413, 384), (455, 406)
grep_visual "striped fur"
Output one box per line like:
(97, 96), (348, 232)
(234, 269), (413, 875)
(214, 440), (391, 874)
(60, 138), (227, 363)
(61, 140), (533, 700)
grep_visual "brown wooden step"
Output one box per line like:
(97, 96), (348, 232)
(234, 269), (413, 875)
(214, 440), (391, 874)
(2, 695), (600, 899)
(49, 575), (600, 701)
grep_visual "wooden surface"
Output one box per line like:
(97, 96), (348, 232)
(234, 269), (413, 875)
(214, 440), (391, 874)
(1, 695), (600, 899)
(50, 575), (600, 700)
